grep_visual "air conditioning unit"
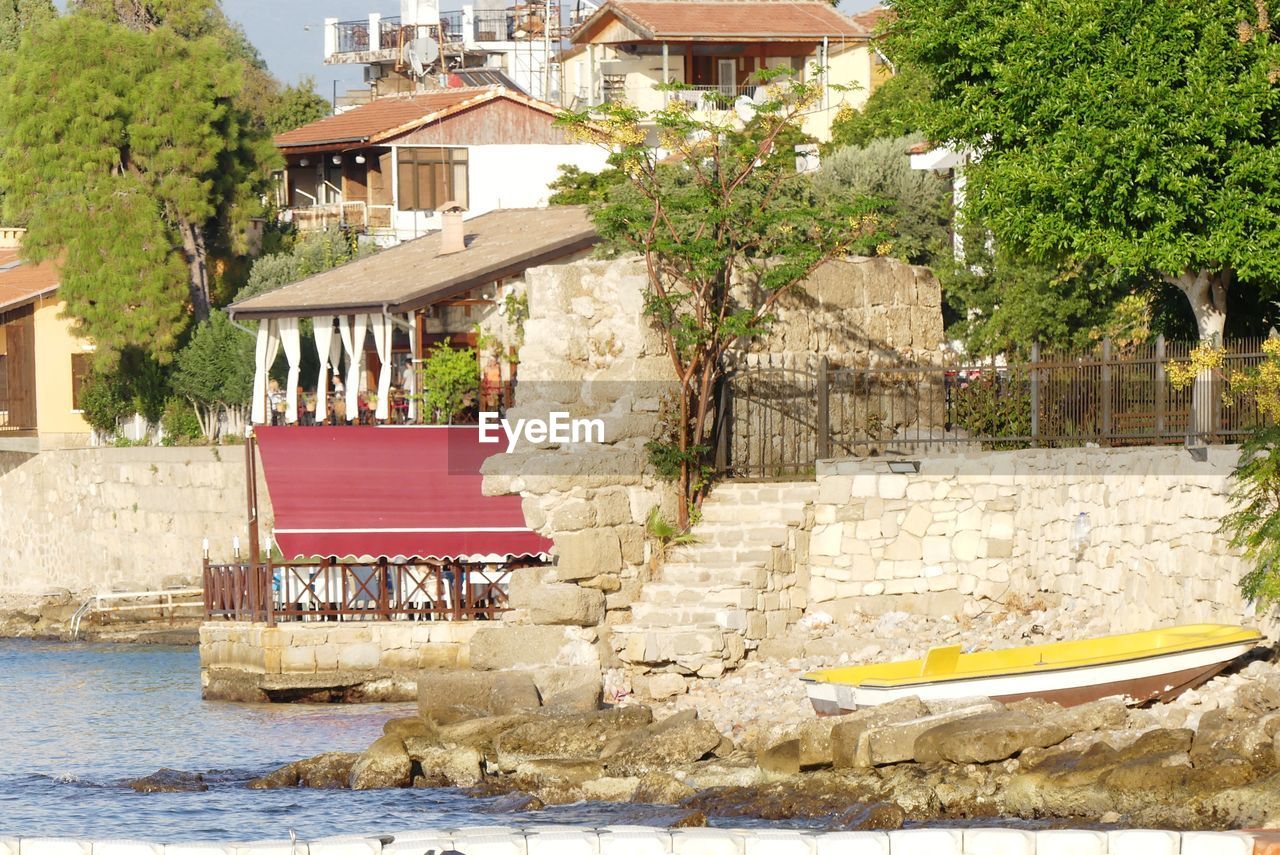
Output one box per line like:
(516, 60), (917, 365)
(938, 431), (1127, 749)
(364, 64), (387, 82)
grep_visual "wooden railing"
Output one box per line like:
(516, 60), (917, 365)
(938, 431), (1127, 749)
(203, 559), (521, 624)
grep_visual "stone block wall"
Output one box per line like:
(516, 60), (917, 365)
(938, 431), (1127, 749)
(805, 446), (1263, 631)
(0, 446), (271, 599)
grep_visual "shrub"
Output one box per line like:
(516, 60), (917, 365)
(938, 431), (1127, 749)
(160, 397), (203, 445)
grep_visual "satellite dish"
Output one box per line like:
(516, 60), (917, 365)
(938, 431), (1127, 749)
(405, 36), (439, 77)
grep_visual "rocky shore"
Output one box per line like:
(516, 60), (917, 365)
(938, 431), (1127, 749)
(0, 589), (201, 644)
(245, 620), (1280, 831)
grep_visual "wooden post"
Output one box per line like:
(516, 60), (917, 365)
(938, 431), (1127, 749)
(1155, 334), (1167, 439)
(1101, 338), (1113, 446)
(1030, 342), (1040, 447)
(816, 356), (831, 461)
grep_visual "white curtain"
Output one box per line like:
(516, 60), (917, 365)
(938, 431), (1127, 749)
(340, 314), (367, 421)
(279, 317), (302, 423)
(371, 312), (392, 421)
(405, 313), (417, 423)
(250, 319), (279, 425)
(312, 316), (335, 423)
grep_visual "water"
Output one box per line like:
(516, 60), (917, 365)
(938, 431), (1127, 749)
(0, 639), (668, 842)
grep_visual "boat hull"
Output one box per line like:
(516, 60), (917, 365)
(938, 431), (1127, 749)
(805, 640), (1256, 716)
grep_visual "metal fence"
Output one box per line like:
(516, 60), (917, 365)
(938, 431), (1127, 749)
(203, 559), (516, 624)
(716, 337), (1272, 479)
(333, 17), (402, 53)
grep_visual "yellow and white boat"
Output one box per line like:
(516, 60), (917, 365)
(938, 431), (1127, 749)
(801, 623), (1263, 714)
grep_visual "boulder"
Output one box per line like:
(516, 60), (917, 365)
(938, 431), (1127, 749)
(495, 706), (653, 769)
(436, 712), (540, 755)
(758, 739), (801, 775)
(349, 734), (413, 790)
(513, 759), (605, 787)
(534, 666), (604, 711)
(127, 769), (208, 793)
(528, 584), (605, 626)
(829, 696), (931, 768)
(383, 716), (438, 741)
(490, 671), (542, 714)
(913, 710), (1070, 764)
(604, 710), (724, 777)
(1191, 706), (1273, 772)
(632, 771), (697, 804)
(469, 625), (574, 670)
(793, 718), (840, 768)
(480, 792), (547, 813)
(856, 701), (1002, 767)
(832, 802), (906, 831)
(418, 671), (498, 717)
(407, 743), (483, 788)
(1008, 696), (1128, 734)
(247, 752), (359, 789)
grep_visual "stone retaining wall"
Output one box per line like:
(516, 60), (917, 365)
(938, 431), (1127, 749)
(0, 827), (1262, 855)
(199, 621), (478, 702)
(0, 446), (271, 599)
(806, 446), (1263, 631)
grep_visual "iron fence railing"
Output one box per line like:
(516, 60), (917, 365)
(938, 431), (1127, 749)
(472, 10), (515, 41)
(333, 17), (401, 53)
(439, 10), (465, 42)
(203, 559), (517, 623)
(716, 337), (1273, 479)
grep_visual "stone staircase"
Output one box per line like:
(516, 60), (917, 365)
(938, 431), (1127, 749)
(611, 481), (818, 687)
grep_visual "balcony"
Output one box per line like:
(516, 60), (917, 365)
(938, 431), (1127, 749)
(332, 16), (402, 55)
(669, 84), (764, 112)
(287, 201), (394, 234)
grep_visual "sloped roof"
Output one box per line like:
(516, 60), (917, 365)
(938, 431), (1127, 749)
(228, 207), (598, 318)
(0, 253), (59, 313)
(447, 68), (526, 94)
(274, 87), (562, 150)
(572, 0), (866, 44)
(849, 5), (893, 35)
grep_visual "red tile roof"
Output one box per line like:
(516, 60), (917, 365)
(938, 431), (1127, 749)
(274, 87), (561, 150)
(849, 5), (893, 35)
(573, 0), (866, 43)
(0, 254), (59, 313)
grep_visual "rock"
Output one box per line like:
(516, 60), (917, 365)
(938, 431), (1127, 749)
(794, 718), (840, 768)
(1008, 696), (1128, 734)
(424, 704), (489, 725)
(248, 752), (359, 789)
(349, 734), (412, 790)
(495, 707), (653, 769)
(1191, 706), (1272, 772)
(829, 696), (931, 768)
(490, 671), (542, 714)
(604, 710), (725, 777)
(1238, 676), (1280, 713)
(469, 625), (574, 670)
(580, 776), (641, 802)
(436, 712), (539, 754)
(858, 701), (1003, 766)
(407, 743), (483, 788)
(481, 792), (546, 813)
(529, 665), (603, 711)
(632, 771), (696, 804)
(641, 672), (688, 700)
(513, 759), (605, 786)
(418, 671), (498, 717)
(758, 739), (801, 775)
(669, 810), (708, 828)
(528, 584), (605, 626)
(127, 769), (208, 793)
(383, 716), (438, 741)
(913, 710), (1069, 764)
(832, 802), (906, 831)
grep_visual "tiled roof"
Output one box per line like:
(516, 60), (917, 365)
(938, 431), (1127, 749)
(273, 87), (559, 149)
(849, 5), (893, 35)
(0, 254), (59, 313)
(573, 0), (867, 43)
(229, 207), (598, 318)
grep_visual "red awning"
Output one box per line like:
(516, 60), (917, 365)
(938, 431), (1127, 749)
(254, 425), (552, 563)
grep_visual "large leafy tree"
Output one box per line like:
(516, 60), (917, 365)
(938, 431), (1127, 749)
(171, 311), (255, 439)
(561, 71), (884, 526)
(268, 76), (332, 135)
(825, 66), (933, 151)
(888, 0), (1280, 345)
(0, 12), (276, 364)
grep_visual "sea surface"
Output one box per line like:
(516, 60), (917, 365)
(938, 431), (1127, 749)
(0, 639), (686, 842)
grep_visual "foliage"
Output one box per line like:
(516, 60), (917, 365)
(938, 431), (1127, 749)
(0, 0), (52, 52)
(644, 504), (699, 579)
(888, 0), (1280, 342)
(77, 350), (167, 434)
(159, 396), (204, 445)
(501, 291), (529, 363)
(0, 13), (277, 365)
(559, 68), (885, 527)
(170, 311), (255, 439)
(419, 341), (478, 425)
(1222, 425), (1280, 610)
(813, 134), (949, 265)
(268, 76), (331, 134)
(949, 370), (1032, 448)
(825, 67), (933, 152)
(237, 230), (371, 302)
(547, 153), (626, 206)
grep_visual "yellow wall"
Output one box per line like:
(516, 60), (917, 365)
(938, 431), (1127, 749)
(32, 295), (92, 446)
(802, 42), (876, 142)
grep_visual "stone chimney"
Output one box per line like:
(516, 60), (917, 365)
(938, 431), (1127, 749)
(439, 203), (466, 256)
(0, 227), (25, 250)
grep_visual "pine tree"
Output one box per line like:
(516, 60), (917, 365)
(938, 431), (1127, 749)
(0, 0), (54, 52)
(0, 12), (277, 364)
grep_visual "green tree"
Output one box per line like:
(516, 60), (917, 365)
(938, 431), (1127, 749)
(813, 134), (949, 265)
(236, 230), (372, 303)
(171, 310), (255, 439)
(0, 13), (276, 363)
(826, 66), (933, 151)
(888, 0), (1280, 346)
(419, 341), (478, 424)
(0, 0), (53, 52)
(547, 154), (625, 206)
(268, 76), (332, 134)
(560, 70), (884, 526)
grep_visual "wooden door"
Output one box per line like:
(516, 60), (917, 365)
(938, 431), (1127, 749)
(1, 307), (36, 431)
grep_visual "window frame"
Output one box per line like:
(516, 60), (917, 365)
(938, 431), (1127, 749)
(396, 146), (469, 212)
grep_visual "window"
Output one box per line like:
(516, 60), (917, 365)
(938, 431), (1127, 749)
(397, 147), (469, 211)
(71, 353), (90, 411)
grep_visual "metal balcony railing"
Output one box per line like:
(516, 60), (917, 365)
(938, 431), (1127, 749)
(334, 17), (402, 53)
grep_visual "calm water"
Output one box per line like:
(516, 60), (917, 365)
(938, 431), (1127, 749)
(0, 640), (667, 841)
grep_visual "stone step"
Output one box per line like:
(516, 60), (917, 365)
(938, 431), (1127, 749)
(659, 563), (769, 587)
(637, 583), (758, 609)
(665, 545), (774, 566)
(688, 521), (794, 545)
(629, 601), (749, 631)
(697, 503), (807, 525)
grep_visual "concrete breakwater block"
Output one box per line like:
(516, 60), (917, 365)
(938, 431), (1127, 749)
(381, 831), (452, 855)
(670, 828), (745, 855)
(163, 845), (235, 855)
(1, 839), (17, 855)
(1106, 829), (1181, 855)
(524, 828), (596, 855)
(1181, 830), (1254, 855)
(961, 828), (1036, 855)
(91, 842), (164, 855)
(741, 830), (814, 855)
(809, 831), (890, 855)
(1032, 829), (1108, 855)
(306, 837), (380, 855)
(231, 843), (307, 855)
(597, 828), (670, 855)
(887, 829), (963, 855)
(19, 840), (93, 855)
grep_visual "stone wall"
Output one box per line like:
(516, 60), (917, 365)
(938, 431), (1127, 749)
(805, 446), (1264, 631)
(0, 446), (271, 598)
